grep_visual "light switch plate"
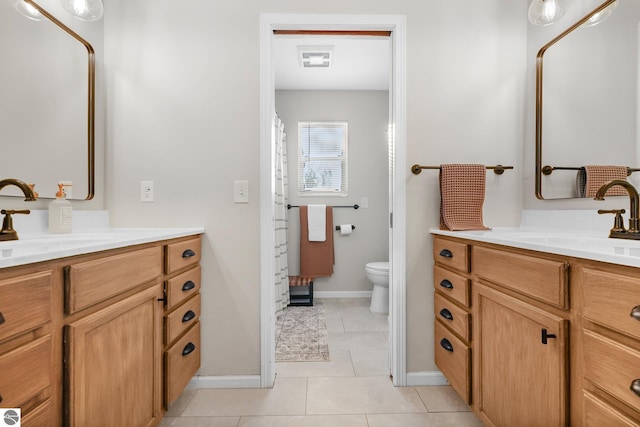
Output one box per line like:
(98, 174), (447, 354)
(141, 181), (154, 202)
(234, 180), (249, 203)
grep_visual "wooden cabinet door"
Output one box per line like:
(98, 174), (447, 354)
(65, 285), (163, 427)
(475, 284), (569, 427)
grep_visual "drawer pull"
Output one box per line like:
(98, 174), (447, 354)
(0, 312), (4, 325)
(182, 249), (196, 258)
(440, 338), (454, 352)
(631, 379), (640, 397)
(439, 249), (453, 258)
(182, 310), (196, 323)
(439, 279), (453, 289)
(182, 342), (196, 356)
(631, 306), (640, 321)
(439, 308), (454, 321)
(541, 328), (556, 345)
(182, 280), (196, 292)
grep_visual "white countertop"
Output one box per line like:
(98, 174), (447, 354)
(0, 228), (204, 269)
(431, 227), (640, 268)
(431, 210), (640, 268)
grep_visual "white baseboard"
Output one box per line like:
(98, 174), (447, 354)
(314, 291), (373, 299)
(188, 375), (262, 389)
(406, 371), (449, 387)
(189, 372), (446, 389)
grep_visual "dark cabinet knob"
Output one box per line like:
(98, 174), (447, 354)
(182, 342), (196, 356)
(631, 379), (640, 397)
(0, 312), (4, 325)
(439, 308), (454, 321)
(182, 249), (196, 258)
(182, 310), (196, 323)
(631, 306), (640, 321)
(440, 338), (454, 352)
(541, 328), (556, 345)
(439, 280), (453, 289)
(439, 249), (453, 258)
(182, 280), (196, 292)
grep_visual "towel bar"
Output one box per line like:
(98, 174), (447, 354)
(542, 165), (639, 176)
(411, 164), (514, 175)
(287, 204), (359, 209)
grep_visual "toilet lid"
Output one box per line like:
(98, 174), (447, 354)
(367, 262), (389, 272)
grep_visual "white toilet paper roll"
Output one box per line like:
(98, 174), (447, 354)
(340, 224), (353, 235)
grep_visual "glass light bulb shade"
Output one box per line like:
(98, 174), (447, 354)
(528, 0), (566, 26)
(583, 1), (618, 27)
(59, 0), (103, 22)
(10, 0), (45, 21)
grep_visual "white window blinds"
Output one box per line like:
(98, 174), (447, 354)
(298, 121), (349, 195)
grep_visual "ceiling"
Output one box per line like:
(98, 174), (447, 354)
(274, 35), (391, 91)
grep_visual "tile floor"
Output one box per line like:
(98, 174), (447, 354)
(160, 298), (483, 426)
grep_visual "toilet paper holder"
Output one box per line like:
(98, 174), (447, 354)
(335, 225), (356, 231)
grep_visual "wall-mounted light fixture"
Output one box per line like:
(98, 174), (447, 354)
(528, 0), (618, 27)
(10, 0), (100, 200)
(528, 0), (566, 26)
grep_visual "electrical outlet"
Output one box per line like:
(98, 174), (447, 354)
(141, 181), (154, 202)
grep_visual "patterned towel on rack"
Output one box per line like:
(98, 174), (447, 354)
(577, 165), (628, 198)
(439, 164), (490, 231)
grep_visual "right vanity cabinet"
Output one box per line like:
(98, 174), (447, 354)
(432, 235), (640, 427)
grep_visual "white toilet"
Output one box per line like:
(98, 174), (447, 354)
(366, 262), (389, 314)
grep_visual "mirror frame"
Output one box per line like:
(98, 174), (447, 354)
(535, 0), (618, 200)
(22, 0), (95, 200)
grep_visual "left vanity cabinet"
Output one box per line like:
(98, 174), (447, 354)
(0, 269), (54, 426)
(64, 246), (164, 427)
(0, 233), (202, 427)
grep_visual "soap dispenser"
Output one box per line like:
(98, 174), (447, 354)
(49, 183), (72, 234)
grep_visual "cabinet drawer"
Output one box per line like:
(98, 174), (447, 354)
(434, 319), (471, 404)
(584, 330), (640, 412)
(433, 237), (469, 273)
(65, 246), (162, 314)
(434, 292), (470, 342)
(166, 266), (201, 310)
(433, 265), (470, 307)
(0, 335), (51, 408)
(165, 321), (200, 405)
(166, 237), (201, 274)
(583, 268), (640, 340)
(474, 246), (569, 309)
(0, 271), (52, 342)
(165, 293), (201, 345)
(22, 399), (52, 427)
(583, 391), (639, 427)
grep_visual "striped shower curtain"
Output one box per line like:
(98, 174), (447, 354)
(274, 115), (290, 315)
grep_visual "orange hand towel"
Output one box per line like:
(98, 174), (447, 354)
(300, 205), (334, 277)
(577, 165), (628, 198)
(439, 164), (490, 231)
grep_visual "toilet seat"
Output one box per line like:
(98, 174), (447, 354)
(366, 262), (389, 274)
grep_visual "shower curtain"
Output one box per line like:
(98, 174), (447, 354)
(274, 114), (290, 315)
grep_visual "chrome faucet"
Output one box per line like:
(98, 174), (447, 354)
(594, 179), (640, 239)
(0, 178), (38, 241)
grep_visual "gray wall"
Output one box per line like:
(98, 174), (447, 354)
(101, 0), (527, 377)
(276, 90), (389, 294)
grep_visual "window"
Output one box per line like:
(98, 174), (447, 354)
(298, 121), (348, 195)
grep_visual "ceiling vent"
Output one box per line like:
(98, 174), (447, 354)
(298, 45), (334, 68)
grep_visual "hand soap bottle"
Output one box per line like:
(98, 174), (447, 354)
(49, 183), (72, 234)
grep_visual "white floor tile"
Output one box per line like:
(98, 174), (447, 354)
(238, 415), (368, 427)
(306, 377), (427, 415)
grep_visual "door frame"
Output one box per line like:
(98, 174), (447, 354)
(259, 13), (407, 387)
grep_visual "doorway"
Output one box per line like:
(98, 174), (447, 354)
(259, 13), (407, 388)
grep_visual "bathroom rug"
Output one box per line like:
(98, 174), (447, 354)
(275, 301), (330, 362)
